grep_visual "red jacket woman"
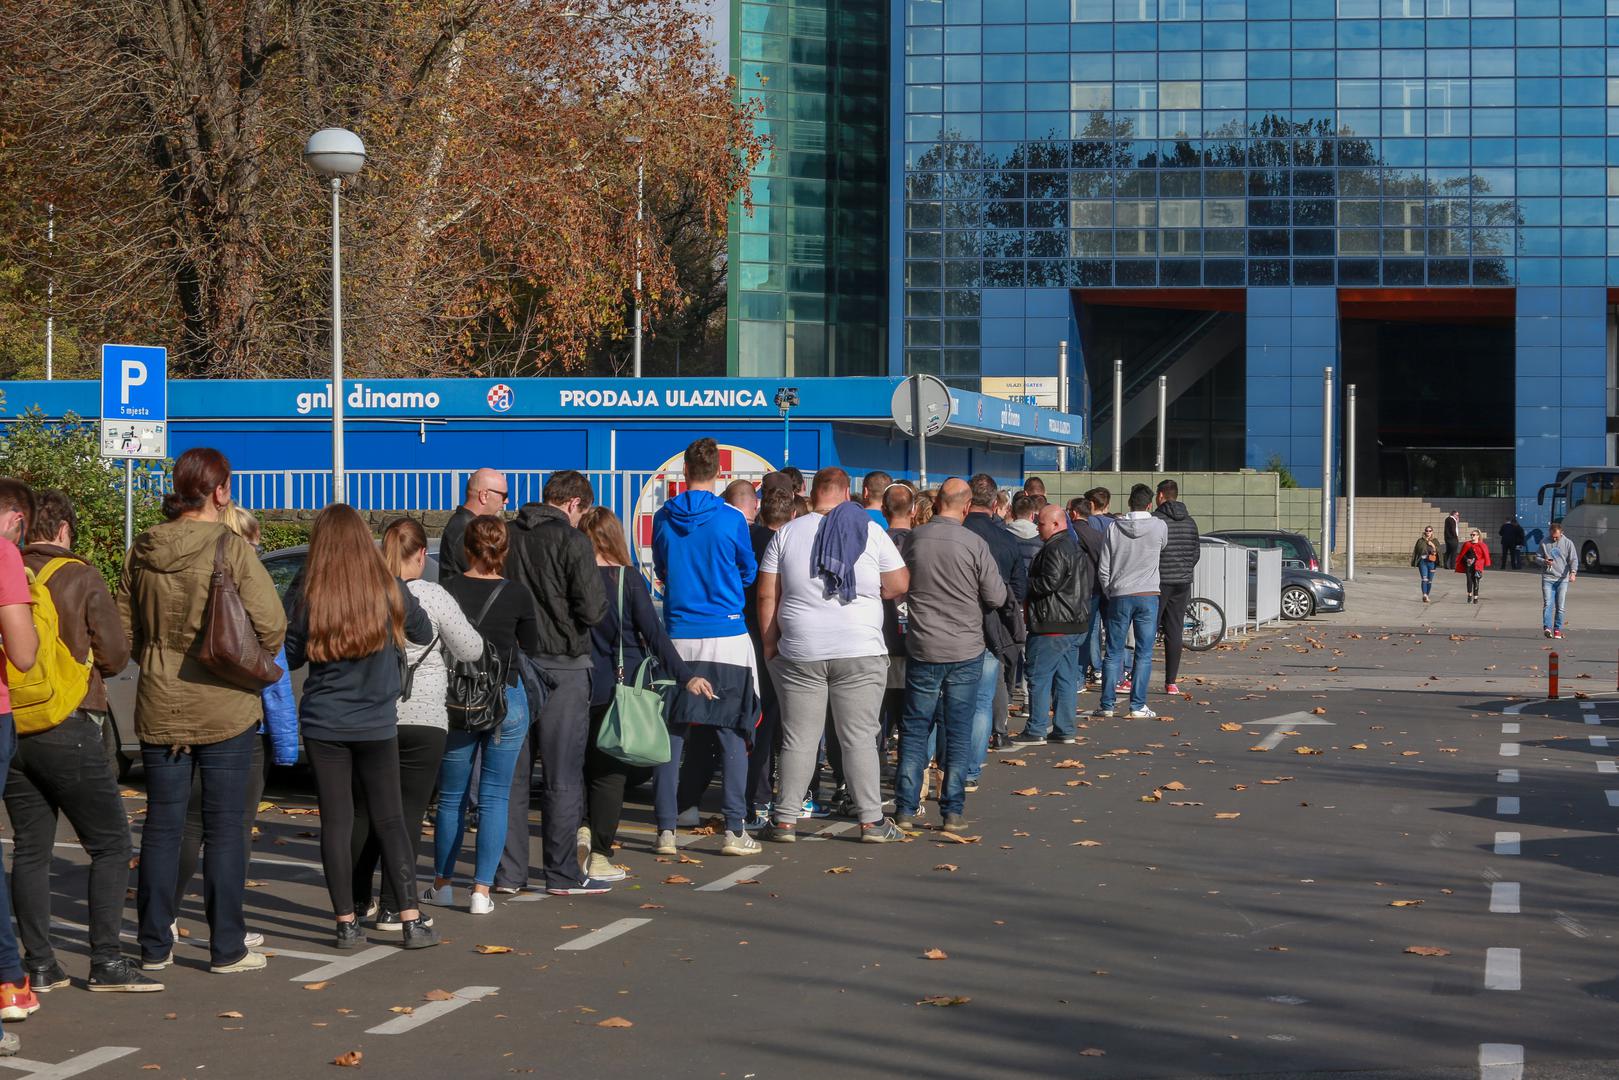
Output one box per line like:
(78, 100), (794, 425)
(1455, 531), (1491, 604)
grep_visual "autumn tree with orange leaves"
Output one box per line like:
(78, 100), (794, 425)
(0, 0), (762, 378)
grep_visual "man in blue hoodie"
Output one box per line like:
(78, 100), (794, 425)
(652, 438), (762, 858)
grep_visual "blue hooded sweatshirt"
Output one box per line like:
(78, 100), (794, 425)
(652, 489), (758, 639)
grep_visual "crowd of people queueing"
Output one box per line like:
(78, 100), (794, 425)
(0, 440), (1204, 1057)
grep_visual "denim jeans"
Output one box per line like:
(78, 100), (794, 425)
(964, 649), (1001, 783)
(0, 715), (22, 998)
(138, 725), (256, 967)
(1101, 596), (1160, 713)
(1417, 559), (1436, 596)
(435, 682), (529, 887)
(6, 712), (132, 967)
(657, 724), (749, 832)
(1542, 578), (1569, 631)
(1024, 634), (1081, 740)
(895, 653), (985, 818)
(1086, 595), (1107, 676)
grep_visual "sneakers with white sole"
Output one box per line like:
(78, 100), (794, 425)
(421, 883), (456, 907)
(721, 830), (762, 856)
(586, 853), (627, 882)
(576, 825), (592, 870)
(469, 891), (495, 915)
(1127, 707), (1158, 719)
(210, 950), (267, 974)
(654, 829), (678, 855)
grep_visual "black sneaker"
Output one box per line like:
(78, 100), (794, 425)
(760, 822), (797, 843)
(372, 908), (410, 932)
(401, 918), (441, 950)
(1048, 734), (1077, 745)
(334, 920), (364, 950)
(1008, 730), (1046, 747)
(963, 779), (979, 794)
(24, 961), (68, 994)
(87, 959), (164, 993)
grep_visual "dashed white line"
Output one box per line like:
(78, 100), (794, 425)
(1498, 743), (1519, 758)
(695, 865), (771, 893)
(1484, 947), (1521, 990)
(554, 917), (652, 951)
(279, 944), (395, 983)
(1599, 761), (1617, 775)
(1580, 701), (1596, 711)
(1495, 797), (1520, 815)
(1494, 832), (1521, 855)
(1496, 769), (1519, 783)
(1478, 1042), (1524, 1080)
(364, 985), (498, 1035)
(1500, 723), (1519, 735)
(1593, 735), (1610, 748)
(1605, 791), (1619, 808)
(0, 1047), (141, 1079)
(1489, 882), (1520, 914)
(1586, 716), (1602, 725)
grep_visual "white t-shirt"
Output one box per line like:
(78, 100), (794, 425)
(761, 513), (905, 662)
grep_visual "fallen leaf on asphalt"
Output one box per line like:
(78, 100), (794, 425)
(1326, 666), (1339, 672)
(163, 1013), (177, 1020)
(933, 863), (959, 872)
(559, 924), (580, 930)
(1440, 888), (1454, 895)
(474, 945), (513, 954)
(1259, 779), (1280, 785)
(1072, 840), (1102, 847)
(217, 1011), (243, 1019)
(1438, 748), (1459, 753)
(916, 995), (971, 1007)
(1219, 723), (1244, 732)
(638, 903), (664, 910)
(1001, 758), (1028, 767)
(424, 989), (456, 1001)
(1404, 946), (1450, 957)
(1390, 900), (1424, 907)
(676, 853), (703, 865)
(596, 1017), (634, 1028)
(1079, 1048), (1107, 1057)
(736, 879), (762, 885)
(334, 1051), (363, 1068)
(1310, 707), (1327, 715)
(1268, 946), (1290, 952)
(1139, 791), (1162, 803)
(119, 789), (142, 798)
(141, 1065), (160, 1071)
(244, 880), (268, 888)
(388, 1006), (414, 1014)
(303, 981), (328, 991)
(1294, 747), (1323, 755)
(934, 832), (981, 844)
(1400, 751), (1420, 757)
(826, 866), (853, 874)
(1013, 786), (1040, 796)
(921, 948), (948, 960)
(662, 875), (693, 885)
(1248, 746), (1270, 753)
(1067, 779), (1092, 787)
(1350, 743), (1368, 750)
(1231, 784), (1248, 791)
(1053, 759), (1086, 769)
(1163, 781), (1187, 791)
(1214, 812), (1241, 819)
(1168, 801), (1205, 807)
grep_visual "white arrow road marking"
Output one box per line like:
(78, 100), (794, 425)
(272, 945), (395, 983)
(1250, 711), (1335, 751)
(0, 1048), (140, 1079)
(1479, 1043), (1524, 1080)
(365, 986), (498, 1035)
(696, 865), (771, 892)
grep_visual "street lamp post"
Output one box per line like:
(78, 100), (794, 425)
(624, 135), (645, 379)
(303, 128), (366, 505)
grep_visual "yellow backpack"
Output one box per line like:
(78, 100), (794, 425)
(5, 558), (93, 734)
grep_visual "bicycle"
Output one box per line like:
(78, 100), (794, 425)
(1182, 596), (1226, 652)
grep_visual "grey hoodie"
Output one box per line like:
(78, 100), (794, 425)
(1098, 511), (1168, 598)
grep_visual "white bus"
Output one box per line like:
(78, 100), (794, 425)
(1538, 467), (1619, 572)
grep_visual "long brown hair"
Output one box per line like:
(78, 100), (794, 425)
(164, 448), (231, 520)
(579, 506), (633, 568)
(382, 517), (427, 577)
(303, 504), (404, 662)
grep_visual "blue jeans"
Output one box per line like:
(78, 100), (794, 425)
(1101, 596), (1160, 713)
(964, 649), (1001, 782)
(1418, 559), (1436, 596)
(0, 715), (20, 1005)
(657, 724), (748, 832)
(895, 654), (984, 818)
(137, 724), (255, 967)
(435, 682), (529, 887)
(1542, 578), (1569, 631)
(1024, 633), (1082, 739)
(1085, 596), (1106, 676)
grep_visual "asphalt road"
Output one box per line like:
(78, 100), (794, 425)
(7, 571), (1619, 1079)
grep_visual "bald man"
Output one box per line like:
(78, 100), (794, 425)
(441, 468), (508, 582)
(892, 476), (1006, 834)
(1013, 504), (1093, 746)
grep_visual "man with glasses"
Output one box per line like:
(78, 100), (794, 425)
(440, 469), (508, 583)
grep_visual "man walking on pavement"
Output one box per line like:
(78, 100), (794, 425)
(1540, 521), (1577, 639)
(1442, 510), (1461, 573)
(893, 478), (1006, 834)
(756, 468), (908, 844)
(8, 491), (158, 993)
(1012, 504), (1093, 746)
(1499, 516), (1525, 570)
(1096, 484), (1167, 719)
(962, 474), (1026, 781)
(439, 469), (507, 583)
(501, 470), (610, 895)
(1152, 479), (1200, 697)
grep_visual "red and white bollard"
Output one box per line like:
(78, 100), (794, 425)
(1548, 651), (1560, 700)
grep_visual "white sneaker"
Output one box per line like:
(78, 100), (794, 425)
(576, 826), (592, 870)
(243, 931), (264, 949)
(1093, 708), (1115, 718)
(721, 830), (762, 856)
(587, 853), (628, 882)
(421, 883), (456, 907)
(469, 891), (495, 915)
(676, 807), (700, 828)
(1127, 707), (1158, 719)
(654, 830), (678, 855)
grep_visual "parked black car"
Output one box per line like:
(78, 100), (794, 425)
(1207, 530), (1346, 620)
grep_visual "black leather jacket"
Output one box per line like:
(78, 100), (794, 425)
(1027, 532), (1094, 635)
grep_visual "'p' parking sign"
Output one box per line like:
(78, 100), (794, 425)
(100, 344), (168, 459)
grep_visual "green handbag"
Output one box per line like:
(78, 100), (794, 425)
(596, 569), (674, 767)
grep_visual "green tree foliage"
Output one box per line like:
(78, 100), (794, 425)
(0, 408), (165, 585)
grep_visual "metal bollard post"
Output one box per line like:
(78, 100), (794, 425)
(1548, 651), (1559, 700)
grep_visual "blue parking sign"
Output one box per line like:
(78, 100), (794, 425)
(100, 344), (168, 459)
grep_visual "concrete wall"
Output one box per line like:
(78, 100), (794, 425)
(1029, 470), (1324, 536)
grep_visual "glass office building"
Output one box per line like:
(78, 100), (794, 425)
(729, 0), (1619, 513)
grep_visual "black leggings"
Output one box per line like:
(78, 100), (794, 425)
(1465, 568), (1482, 596)
(585, 705), (653, 857)
(1158, 583), (1192, 687)
(174, 735), (268, 907)
(305, 737), (416, 918)
(351, 726), (446, 913)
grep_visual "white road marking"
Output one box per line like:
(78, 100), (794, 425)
(1586, 716), (1602, 725)
(695, 865), (771, 892)
(1252, 711), (1336, 751)
(803, 821), (857, 842)
(1496, 797), (1520, 815)
(1599, 761), (1617, 774)
(1484, 948), (1521, 990)
(282, 945), (395, 983)
(505, 892), (546, 903)
(1581, 701), (1596, 710)
(0, 1047), (140, 1079)
(1489, 882), (1520, 913)
(1478, 1042), (1524, 1080)
(1605, 791), (1619, 808)
(1494, 832), (1520, 855)
(364, 985), (498, 1035)
(1500, 723), (1519, 735)
(1496, 770), (1519, 783)
(555, 918), (652, 951)
(1594, 735), (1610, 747)
(1498, 743), (1519, 757)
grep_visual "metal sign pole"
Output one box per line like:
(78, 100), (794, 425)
(124, 460), (134, 550)
(1155, 374), (1167, 472)
(1112, 357), (1123, 473)
(1057, 340), (1069, 474)
(915, 377), (929, 489)
(1346, 383), (1357, 580)
(1321, 366), (1333, 579)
